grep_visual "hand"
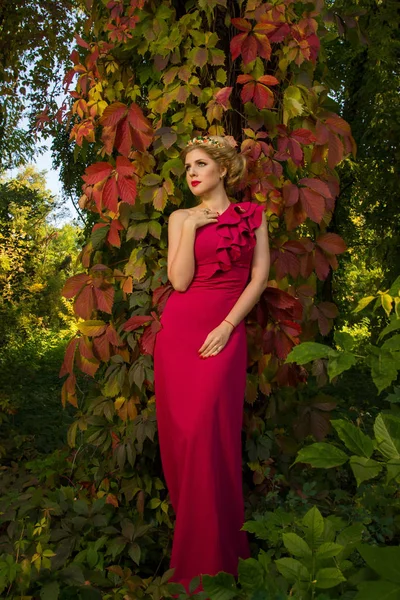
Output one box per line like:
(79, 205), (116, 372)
(185, 208), (219, 230)
(198, 321), (234, 358)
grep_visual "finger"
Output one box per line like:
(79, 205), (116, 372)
(198, 337), (212, 353)
(201, 343), (221, 358)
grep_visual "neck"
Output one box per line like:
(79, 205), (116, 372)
(198, 186), (231, 212)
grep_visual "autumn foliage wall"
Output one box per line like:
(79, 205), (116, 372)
(60, 0), (355, 506)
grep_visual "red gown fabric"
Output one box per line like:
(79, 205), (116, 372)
(153, 201), (263, 592)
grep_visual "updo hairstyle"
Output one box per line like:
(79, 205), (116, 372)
(182, 136), (247, 192)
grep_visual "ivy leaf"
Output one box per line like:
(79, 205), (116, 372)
(349, 456), (383, 486)
(286, 342), (335, 364)
(275, 557), (309, 582)
(78, 320), (107, 337)
(282, 533), (312, 558)
(82, 162), (113, 185)
(331, 419), (374, 458)
(356, 545), (400, 584)
(374, 414), (400, 460)
(294, 443), (348, 468)
(315, 568), (346, 589)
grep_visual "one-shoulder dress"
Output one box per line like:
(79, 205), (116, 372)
(153, 201), (264, 592)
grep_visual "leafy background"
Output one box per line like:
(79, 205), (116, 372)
(0, 0), (399, 598)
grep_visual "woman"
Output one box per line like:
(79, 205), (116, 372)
(153, 135), (270, 593)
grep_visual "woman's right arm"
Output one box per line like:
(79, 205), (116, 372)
(167, 209), (218, 292)
(167, 211), (197, 292)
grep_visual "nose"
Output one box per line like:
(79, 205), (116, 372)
(188, 166), (197, 177)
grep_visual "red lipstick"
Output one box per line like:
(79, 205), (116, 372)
(191, 180), (201, 187)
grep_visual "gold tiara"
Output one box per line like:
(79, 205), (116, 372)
(187, 135), (224, 148)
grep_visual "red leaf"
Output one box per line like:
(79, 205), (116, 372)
(130, 123), (153, 153)
(74, 285), (95, 320)
(100, 102), (128, 127)
(237, 74), (254, 85)
(253, 83), (274, 110)
(318, 302), (339, 319)
(75, 33), (90, 49)
(254, 34), (272, 61)
(115, 156), (135, 178)
(325, 114), (351, 135)
(108, 219), (124, 248)
(117, 176), (137, 205)
(103, 177), (119, 213)
(282, 183), (299, 207)
(93, 286), (114, 313)
(291, 128), (316, 144)
(241, 82), (255, 104)
(124, 315), (153, 331)
(76, 354), (100, 377)
(241, 34), (258, 64)
(285, 202), (307, 230)
(288, 138), (303, 165)
(231, 17), (252, 32)
(258, 75), (279, 86)
(93, 333), (111, 362)
(215, 87), (233, 109)
(140, 320), (162, 355)
(62, 273), (90, 298)
(328, 132), (344, 168)
(127, 103), (152, 133)
(269, 22), (290, 42)
(115, 117), (132, 157)
(106, 323), (123, 346)
(299, 188), (325, 223)
(152, 284), (174, 312)
(316, 233), (347, 255)
(314, 247), (330, 281)
(299, 177), (332, 198)
(83, 162), (113, 185)
(59, 338), (79, 377)
(230, 32), (248, 61)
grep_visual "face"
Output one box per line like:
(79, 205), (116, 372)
(184, 148), (225, 196)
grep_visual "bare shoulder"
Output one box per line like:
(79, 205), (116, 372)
(169, 208), (190, 223)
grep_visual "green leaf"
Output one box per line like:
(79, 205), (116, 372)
(91, 224), (108, 249)
(332, 419), (374, 458)
(357, 544), (400, 583)
(316, 542), (344, 560)
(355, 580), (400, 600)
(374, 414), (400, 459)
(286, 342), (335, 365)
(302, 506), (324, 548)
(382, 335), (400, 351)
(381, 293), (394, 317)
(40, 582), (60, 600)
(216, 68), (227, 84)
(384, 386), (400, 404)
(349, 456), (383, 486)
(369, 349), (399, 393)
(386, 458), (400, 483)
(389, 276), (400, 297)
(334, 331), (355, 351)
(378, 317), (400, 341)
(275, 557), (309, 583)
(282, 533), (312, 558)
(78, 320), (107, 337)
(148, 221), (161, 239)
(202, 572), (238, 600)
(314, 567), (346, 589)
(294, 443), (348, 468)
(126, 222), (148, 241)
(142, 173), (161, 186)
(237, 557), (264, 591)
(327, 351), (357, 380)
(336, 524), (365, 559)
(354, 295), (375, 313)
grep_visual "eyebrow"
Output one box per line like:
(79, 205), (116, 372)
(184, 159), (208, 166)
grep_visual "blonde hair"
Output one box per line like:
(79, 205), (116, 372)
(181, 136), (247, 192)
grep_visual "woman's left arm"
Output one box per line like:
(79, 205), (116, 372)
(198, 212), (270, 358)
(223, 211), (270, 326)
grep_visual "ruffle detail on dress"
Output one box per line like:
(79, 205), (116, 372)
(210, 201), (264, 276)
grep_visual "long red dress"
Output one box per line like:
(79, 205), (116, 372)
(153, 201), (263, 592)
